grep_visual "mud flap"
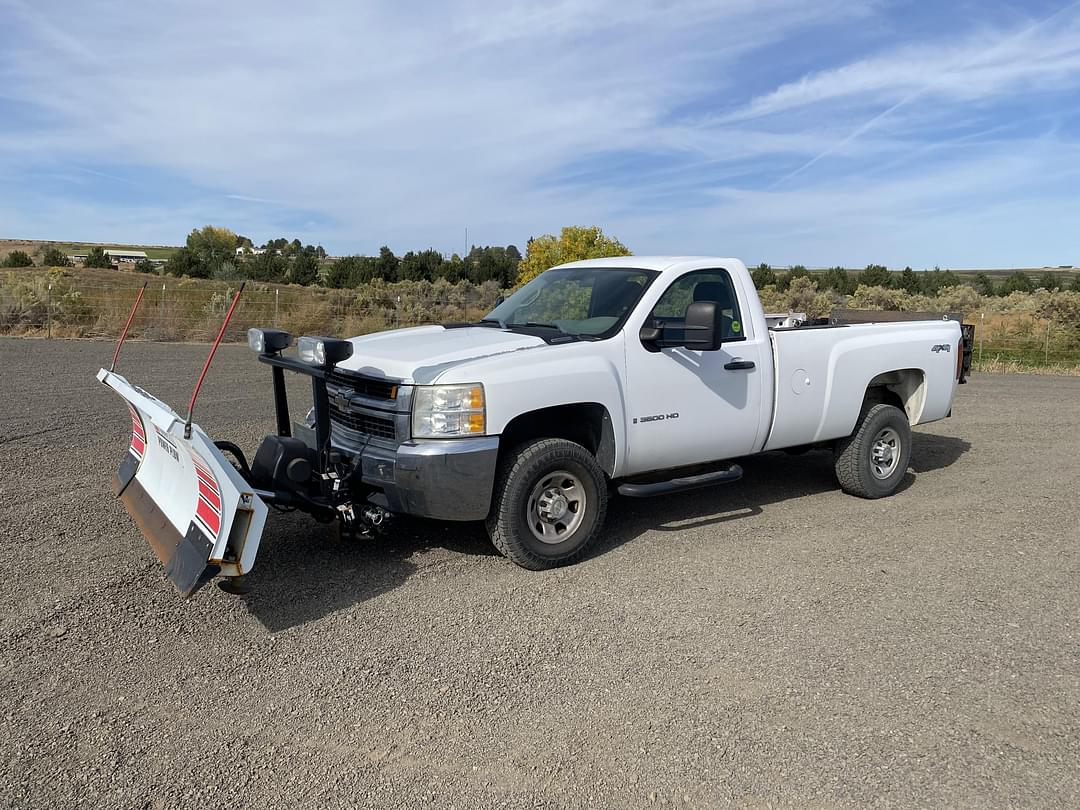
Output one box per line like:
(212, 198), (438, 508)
(98, 368), (268, 596)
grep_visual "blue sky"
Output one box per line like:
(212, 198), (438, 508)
(1, 0), (1079, 267)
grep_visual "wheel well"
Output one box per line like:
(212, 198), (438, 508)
(864, 369), (925, 423)
(498, 403), (616, 475)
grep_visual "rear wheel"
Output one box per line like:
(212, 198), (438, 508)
(486, 438), (608, 570)
(834, 403), (912, 498)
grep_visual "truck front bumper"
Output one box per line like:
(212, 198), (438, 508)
(294, 424), (500, 521)
(360, 436), (500, 521)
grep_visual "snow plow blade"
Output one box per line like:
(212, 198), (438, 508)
(97, 368), (268, 596)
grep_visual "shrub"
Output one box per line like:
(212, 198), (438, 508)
(84, 247), (113, 268)
(41, 247), (72, 267)
(2, 250), (34, 268)
(849, 284), (912, 311)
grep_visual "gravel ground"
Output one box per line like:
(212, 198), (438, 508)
(1, 337), (1078, 809)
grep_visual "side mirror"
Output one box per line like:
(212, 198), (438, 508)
(682, 302), (721, 351)
(639, 324), (663, 345)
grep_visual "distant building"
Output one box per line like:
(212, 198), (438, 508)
(103, 249), (149, 264)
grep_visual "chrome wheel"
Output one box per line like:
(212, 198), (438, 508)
(870, 427), (902, 479)
(527, 470), (587, 544)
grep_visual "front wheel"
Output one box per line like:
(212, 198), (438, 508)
(486, 438), (608, 570)
(833, 403), (912, 498)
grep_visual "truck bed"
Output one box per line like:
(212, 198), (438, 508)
(762, 318), (963, 452)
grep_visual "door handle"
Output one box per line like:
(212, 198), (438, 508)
(724, 359), (755, 370)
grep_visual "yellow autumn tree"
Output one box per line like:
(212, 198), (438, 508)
(516, 226), (631, 285)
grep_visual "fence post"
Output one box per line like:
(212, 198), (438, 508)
(160, 282), (166, 334)
(979, 312), (984, 363)
(1045, 321), (1051, 365)
(274, 288), (279, 328)
(46, 283), (53, 339)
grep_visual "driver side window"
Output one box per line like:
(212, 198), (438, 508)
(649, 269), (744, 340)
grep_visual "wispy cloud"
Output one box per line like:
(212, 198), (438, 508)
(1, 0), (1079, 266)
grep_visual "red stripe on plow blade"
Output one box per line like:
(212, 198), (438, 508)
(198, 482), (222, 513)
(195, 497), (221, 537)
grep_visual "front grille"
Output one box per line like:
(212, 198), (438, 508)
(329, 401), (397, 440)
(326, 369), (398, 401)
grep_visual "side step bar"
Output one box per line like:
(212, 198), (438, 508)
(617, 464), (743, 498)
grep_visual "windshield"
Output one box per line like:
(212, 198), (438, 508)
(483, 267), (657, 338)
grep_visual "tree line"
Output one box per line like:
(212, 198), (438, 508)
(750, 263), (1080, 296)
(11, 224), (1078, 296)
(157, 226), (522, 288)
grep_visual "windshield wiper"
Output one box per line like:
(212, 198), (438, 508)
(478, 317), (506, 329)
(522, 321), (566, 332)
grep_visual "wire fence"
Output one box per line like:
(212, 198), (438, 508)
(3, 274), (1079, 372)
(970, 313), (1080, 373)
(0, 276), (503, 344)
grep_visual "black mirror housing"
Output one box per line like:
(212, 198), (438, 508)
(682, 302), (721, 351)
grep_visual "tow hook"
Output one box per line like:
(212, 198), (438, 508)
(363, 506), (389, 527)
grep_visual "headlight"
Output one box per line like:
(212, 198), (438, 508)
(412, 384), (486, 438)
(248, 327), (292, 354)
(297, 336), (353, 366)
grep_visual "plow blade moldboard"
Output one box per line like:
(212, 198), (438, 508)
(97, 368), (268, 596)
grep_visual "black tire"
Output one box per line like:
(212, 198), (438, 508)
(833, 403), (912, 499)
(485, 438), (608, 570)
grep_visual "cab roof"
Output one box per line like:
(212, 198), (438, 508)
(552, 256), (744, 274)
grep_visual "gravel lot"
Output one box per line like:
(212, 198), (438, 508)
(1, 337), (1078, 809)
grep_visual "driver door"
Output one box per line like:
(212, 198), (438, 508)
(623, 268), (766, 474)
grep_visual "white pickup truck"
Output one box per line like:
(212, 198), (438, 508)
(99, 256), (969, 595)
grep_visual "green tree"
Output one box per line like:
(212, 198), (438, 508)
(895, 266), (920, 294)
(2, 250), (34, 268)
(375, 246), (399, 282)
(820, 266), (853, 295)
(41, 247), (71, 267)
(84, 247), (113, 268)
(857, 264), (891, 288)
(1070, 274), (1080, 293)
(779, 265), (812, 292)
(919, 267), (960, 295)
(1036, 271), (1060, 291)
(999, 271), (1034, 294)
(972, 272), (997, 296)
(325, 256), (357, 288)
(247, 251), (286, 282)
(186, 225), (238, 274)
(134, 258), (157, 274)
(287, 252), (319, 285)
(516, 226), (631, 285)
(750, 263), (777, 289)
(164, 246), (206, 278)
(436, 254), (466, 283)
